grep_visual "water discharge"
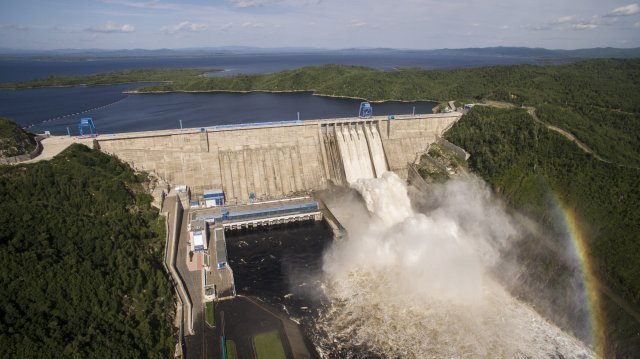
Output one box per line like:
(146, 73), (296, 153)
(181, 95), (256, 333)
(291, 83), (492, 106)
(366, 125), (387, 178)
(335, 123), (388, 183)
(316, 172), (593, 358)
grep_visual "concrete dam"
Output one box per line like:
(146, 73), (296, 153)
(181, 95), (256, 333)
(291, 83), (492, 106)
(97, 112), (461, 203)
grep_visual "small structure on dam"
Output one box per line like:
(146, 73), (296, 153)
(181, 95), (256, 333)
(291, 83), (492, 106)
(191, 196), (322, 230)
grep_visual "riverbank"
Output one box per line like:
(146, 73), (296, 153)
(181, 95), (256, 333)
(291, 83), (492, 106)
(124, 87), (441, 104)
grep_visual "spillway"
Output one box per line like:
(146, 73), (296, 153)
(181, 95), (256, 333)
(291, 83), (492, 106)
(365, 123), (387, 178)
(332, 122), (388, 184)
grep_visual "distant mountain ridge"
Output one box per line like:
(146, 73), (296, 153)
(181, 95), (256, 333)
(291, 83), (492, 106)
(1, 46), (639, 59)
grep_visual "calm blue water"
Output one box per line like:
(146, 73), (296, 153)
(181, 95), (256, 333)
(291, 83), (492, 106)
(0, 87), (436, 135)
(2, 51), (534, 135)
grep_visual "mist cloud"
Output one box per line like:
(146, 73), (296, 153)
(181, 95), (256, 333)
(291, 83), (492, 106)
(317, 172), (592, 357)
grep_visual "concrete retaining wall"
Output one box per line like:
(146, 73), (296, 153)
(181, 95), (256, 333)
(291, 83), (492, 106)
(0, 137), (42, 165)
(437, 137), (470, 160)
(380, 114), (459, 177)
(407, 163), (430, 193)
(97, 113), (460, 201)
(163, 197), (193, 336)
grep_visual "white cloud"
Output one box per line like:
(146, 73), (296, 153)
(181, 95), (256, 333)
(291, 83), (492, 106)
(605, 3), (640, 17)
(0, 24), (31, 31)
(87, 21), (135, 33)
(349, 19), (367, 27)
(230, 0), (320, 8)
(241, 21), (264, 28)
(232, 0), (283, 7)
(634, 21), (640, 28)
(531, 15), (600, 31)
(161, 21), (208, 34)
(551, 15), (576, 25)
(572, 23), (598, 30)
(102, 0), (178, 10)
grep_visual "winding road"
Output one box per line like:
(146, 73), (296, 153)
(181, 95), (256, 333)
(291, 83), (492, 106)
(524, 107), (610, 162)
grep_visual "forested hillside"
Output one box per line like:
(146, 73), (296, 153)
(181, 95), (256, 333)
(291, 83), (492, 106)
(0, 144), (174, 357)
(445, 106), (640, 357)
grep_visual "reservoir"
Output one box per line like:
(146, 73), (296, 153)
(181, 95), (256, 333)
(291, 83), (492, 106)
(0, 87), (438, 135)
(0, 51), (544, 134)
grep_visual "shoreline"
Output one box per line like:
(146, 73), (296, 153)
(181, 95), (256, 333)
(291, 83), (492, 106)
(125, 88), (440, 104)
(0, 80), (173, 90)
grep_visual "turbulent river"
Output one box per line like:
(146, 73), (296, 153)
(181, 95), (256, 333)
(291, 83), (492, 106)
(227, 172), (594, 358)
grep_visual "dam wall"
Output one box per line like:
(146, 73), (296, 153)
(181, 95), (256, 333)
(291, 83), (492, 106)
(97, 113), (460, 203)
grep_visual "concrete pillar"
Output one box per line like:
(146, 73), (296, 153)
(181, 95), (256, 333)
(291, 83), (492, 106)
(263, 150), (277, 198)
(318, 124), (331, 181)
(270, 148), (283, 196)
(200, 131), (209, 152)
(291, 144), (304, 192)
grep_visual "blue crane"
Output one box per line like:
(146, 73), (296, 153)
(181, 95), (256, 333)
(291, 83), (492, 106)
(359, 102), (373, 118)
(78, 117), (97, 138)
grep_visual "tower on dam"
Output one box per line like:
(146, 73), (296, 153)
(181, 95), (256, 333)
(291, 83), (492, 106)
(96, 112), (461, 204)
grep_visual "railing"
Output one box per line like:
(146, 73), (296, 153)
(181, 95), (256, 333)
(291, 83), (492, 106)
(211, 119), (302, 130)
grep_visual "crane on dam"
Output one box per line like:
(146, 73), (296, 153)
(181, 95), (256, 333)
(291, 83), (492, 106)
(78, 117), (98, 138)
(359, 102), (373, 118)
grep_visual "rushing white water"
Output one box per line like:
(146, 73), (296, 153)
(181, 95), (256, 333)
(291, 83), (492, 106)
(366, 124), (388, 178)
(354, 124), (375, 179)
(317, 172), (593, 358)
(342, 125), (365, 183)
(335, 126), (355, 183)
(335, 122), (387, 183)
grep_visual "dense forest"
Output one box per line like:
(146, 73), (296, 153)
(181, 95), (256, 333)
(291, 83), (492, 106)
(445, 106), (640, 357)
(0, 144), (174, 357)
(0, 117), (36, 157)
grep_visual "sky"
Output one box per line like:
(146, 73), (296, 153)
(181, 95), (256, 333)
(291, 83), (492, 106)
(0, 0), (639, 50)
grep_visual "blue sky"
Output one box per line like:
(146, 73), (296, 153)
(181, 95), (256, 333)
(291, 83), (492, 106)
(1, 0), (639, 50)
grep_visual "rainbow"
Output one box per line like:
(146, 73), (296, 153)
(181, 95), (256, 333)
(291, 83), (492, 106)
(553, 196), (606, 358)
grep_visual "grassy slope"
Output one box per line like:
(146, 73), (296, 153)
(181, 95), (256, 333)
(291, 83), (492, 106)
(0, 144), (174, 357)
(0, 117), (36, 157)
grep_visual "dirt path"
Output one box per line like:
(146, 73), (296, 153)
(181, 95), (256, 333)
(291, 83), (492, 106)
(524, 107), (611, 163)
(478, 101), (638, 169)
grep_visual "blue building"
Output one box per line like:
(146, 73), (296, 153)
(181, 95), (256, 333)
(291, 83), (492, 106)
(203, 189), (224, 207)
